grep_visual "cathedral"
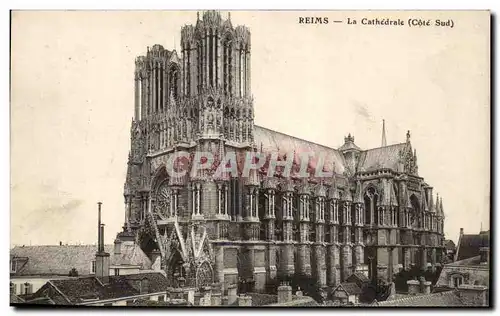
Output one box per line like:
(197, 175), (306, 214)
(118, 11), (446, 293)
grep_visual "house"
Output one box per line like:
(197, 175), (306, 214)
(380, 274), (489, 307)
(15, 208), (168, 307)
(9, 283), (25, 304)
(373, 284), (488, 307)
(436, 229), (489, 289)
(346, 272), (370, 290)
(10, 240), (154, 297)
(10, 203), (160, 304)
(435, 252), (489, 289)
(24, 272), (169, 306)
(331, 282), (362, 305)
(254, 284), (319, 307)
(444, 240), (456, 262)
(454, 229), (489, 262)
(10, 204), (156, 298)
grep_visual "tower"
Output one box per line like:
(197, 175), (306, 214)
(122, 11), (257, 292)
(119, 11), (445, 295)
(339, 134), (361, 175)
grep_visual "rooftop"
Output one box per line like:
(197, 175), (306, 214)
(334, 282), (362, 296)
(357, 143), (407, 173)
(375, 290), (465, 307)
(255, 125), (414, 176)
(30, 272), (168, 305)
(10, 243), (152, 276)
(455, 231), (489, 261)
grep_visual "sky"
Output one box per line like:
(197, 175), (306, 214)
(10, 11), (490, 247)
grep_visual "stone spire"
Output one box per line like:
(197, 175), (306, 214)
(435, 194), (442, 216)
(381, 119), (387, 147)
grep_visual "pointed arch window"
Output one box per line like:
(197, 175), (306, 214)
(333, 199), (339, 223)
(317, 197), (325, 222)
(223, 35), (233, 96)
(410, 195), (421, 228)
(209, 30), (214, 88)
(364, 188), (378, 225)
(197, 39), (204, 93)
(239, 43), (245, 97)
(169, 65), (180, 102)
(186, 43), (191, 96)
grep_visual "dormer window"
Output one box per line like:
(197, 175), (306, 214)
(10, 260), (16, 273)
(451, 275), (464, 288)
(91, 260), (96, 274)
(20, 282), (33, 295)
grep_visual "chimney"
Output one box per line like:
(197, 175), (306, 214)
(277, 282), (292, 303)
(95, 202), (110, 284)
(210, 283), (222, 306)
(479, 247), (489, 265)
(114, 239), (122, 255)
(187, 289), (195, 305)
(237, 294), (252, 306)
(457, 284), (488, 306)
(98, 202), (102, 251)
(202, 286), (212, 306)
(419, 277), (431, 295)
(100, 224), (105, 251)
(59, 241), (62, 246)
(227, 284), (237, 305)
(460, 228), (464, 236)
(407, 279), (420, 295)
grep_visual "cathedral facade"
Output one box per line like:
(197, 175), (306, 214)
(119, 11), (446, 293)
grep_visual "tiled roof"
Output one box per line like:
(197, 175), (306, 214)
(112, 272), (169, 294)
(254, 125), (347, 175)
(10, 243), (151, 276)
(450, 255), (484, 267)
(254, 126), (410, 176)
(131, 298), (190, 306)
(338, 141), (361, 152)
(357, 143), (407, 172)
(110, 242), (152, 267)
(445, 240), (456, 251)
(248, 292), (278, 306)
(335, 282), (362, 295)
(346, 273), (370, 288)
(266, 296), (319, 307)
(10, 293), (25, 304)
(456, 232), (489, 261)
(34, 272), (168, 305)
(23, 297), (56, 305)
(375, 291), (465, 307)
(48, 276), (136, 304)
(435, 256), (489, 288)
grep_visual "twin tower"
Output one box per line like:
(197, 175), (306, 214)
(124, 11), (259, 289)
(131, 10), (254, 160)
